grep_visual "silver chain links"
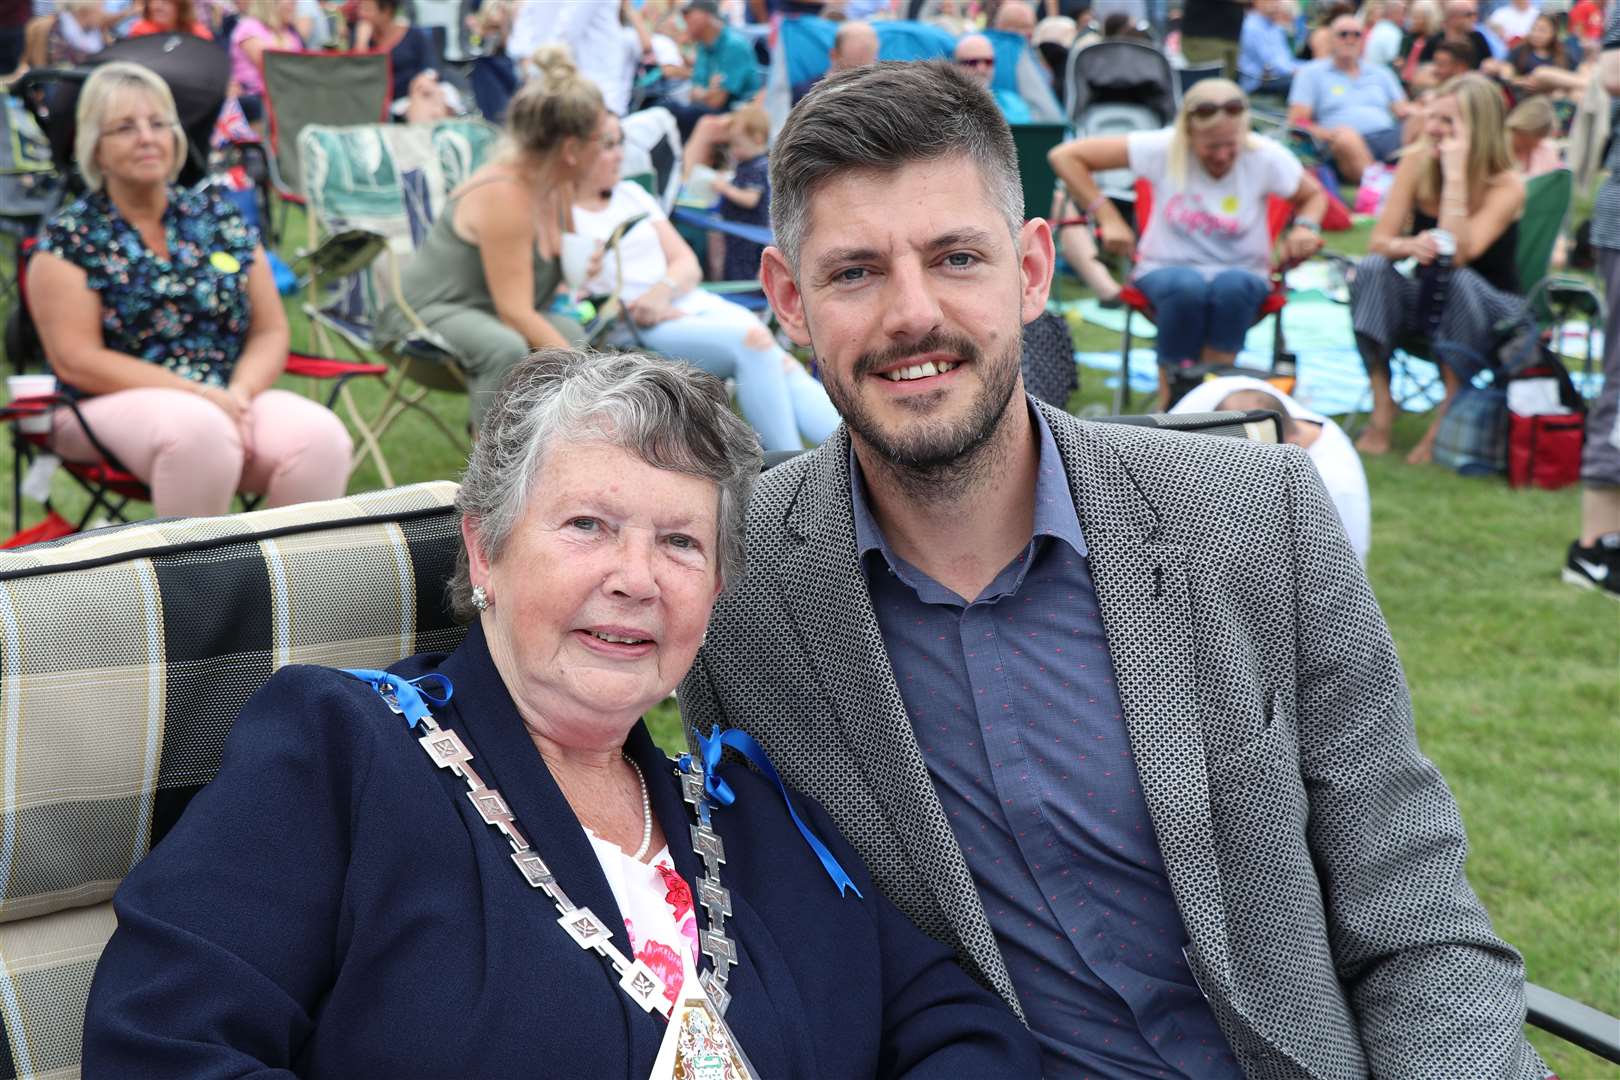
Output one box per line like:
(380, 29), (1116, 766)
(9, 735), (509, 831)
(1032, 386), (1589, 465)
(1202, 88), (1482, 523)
(388, 687), (695, 1019)
(679, 761), (738, 1015)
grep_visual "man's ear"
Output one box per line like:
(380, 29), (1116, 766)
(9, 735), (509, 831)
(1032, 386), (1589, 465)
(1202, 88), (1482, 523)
(760, 245), (813, 347)
(1017, 217), (1056, 327)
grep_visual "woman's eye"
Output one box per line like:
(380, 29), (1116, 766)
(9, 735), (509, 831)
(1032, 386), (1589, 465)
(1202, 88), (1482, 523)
(666, 533), (697, 551)
(568, 517), (598, 532)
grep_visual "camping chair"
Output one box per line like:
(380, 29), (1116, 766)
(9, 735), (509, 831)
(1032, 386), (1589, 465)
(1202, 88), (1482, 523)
(297, 118), (503, 482)
(1340, 167), (1592, 434)
(1010, 121), (1066, 225)
(1113, 177), (1295, 413)
(262, 50), (392, 242)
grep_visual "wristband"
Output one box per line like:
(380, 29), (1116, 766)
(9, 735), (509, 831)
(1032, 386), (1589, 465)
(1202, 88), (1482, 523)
(1295, 219), (1322, 234)
(1084, 193), (1109, 216)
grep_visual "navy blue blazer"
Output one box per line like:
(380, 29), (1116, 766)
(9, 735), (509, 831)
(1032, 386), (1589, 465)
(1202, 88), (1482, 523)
(83, 623), (1039, 1078)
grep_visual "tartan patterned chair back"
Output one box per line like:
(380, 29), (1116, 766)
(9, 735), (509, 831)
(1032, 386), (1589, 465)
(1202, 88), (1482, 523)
(0, 482), (469, 1076)
(299, 119), (502, 345)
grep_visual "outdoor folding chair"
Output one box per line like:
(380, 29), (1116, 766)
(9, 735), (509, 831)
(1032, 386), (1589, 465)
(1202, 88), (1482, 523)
(297, 118), (502, 482)
(262, 49), (392, 240)
(1114, 177), (1295, 413)
(1009, 121), (1066, 224)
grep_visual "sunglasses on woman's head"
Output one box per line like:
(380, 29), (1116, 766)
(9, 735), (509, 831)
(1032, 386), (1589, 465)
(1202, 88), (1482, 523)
(1189, 100), (1245, 120)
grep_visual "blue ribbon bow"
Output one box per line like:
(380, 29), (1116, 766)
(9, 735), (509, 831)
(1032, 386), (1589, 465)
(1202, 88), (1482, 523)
(683, 726), (863, 900)
(340, 668), (453, 729)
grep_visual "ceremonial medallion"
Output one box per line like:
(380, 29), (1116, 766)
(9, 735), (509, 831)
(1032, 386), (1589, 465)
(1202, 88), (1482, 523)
(649, 985), (760, 1080)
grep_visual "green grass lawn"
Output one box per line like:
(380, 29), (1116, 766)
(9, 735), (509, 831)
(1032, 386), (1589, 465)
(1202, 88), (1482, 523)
(3, 208), (1616, 1073)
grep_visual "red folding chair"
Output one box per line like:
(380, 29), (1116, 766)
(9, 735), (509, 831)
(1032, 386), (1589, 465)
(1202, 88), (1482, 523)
(1113, 177), (1295, 413)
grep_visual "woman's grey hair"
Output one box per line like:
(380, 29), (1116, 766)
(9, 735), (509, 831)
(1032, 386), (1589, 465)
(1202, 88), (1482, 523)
(74, 62), (186, 192)
(450, 349), (763, 621)
(769, 60), (1023, 274)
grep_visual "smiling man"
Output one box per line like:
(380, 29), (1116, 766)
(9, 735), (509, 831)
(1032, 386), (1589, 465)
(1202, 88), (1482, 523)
(680, 60), (1546, 1079)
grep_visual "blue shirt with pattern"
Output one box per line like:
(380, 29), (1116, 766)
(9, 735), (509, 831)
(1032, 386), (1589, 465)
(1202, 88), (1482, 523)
(851, 402), (1242, 1079)
(37, 184), (260, 393)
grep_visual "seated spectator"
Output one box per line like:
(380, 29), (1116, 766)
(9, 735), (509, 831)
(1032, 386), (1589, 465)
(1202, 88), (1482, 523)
(1170, 375), (1371, 559)
(665, 0), (760, 139)
(790, 18), (878, 103)
(1049, 79), (1327, 408)
(127, 0), (211, 37)
(1399, 0), (1443, 83)
(1365, 0), (1407, 69)
(992, 0), (1036, 40)
(1349, 73), (1525, 462)
(229, 0), (302, 125)
(1505, 13), (1588, 96)
(1506, 93), (1563, 175)
(1289, 12), (1415, 183)
(45, 0), (106, 64)
(573, 113), (839, 451)
(953, 32), (1029, 122)
(1304, 0), (1355, 60)
(1239, 0), (1299, 94)
(355, 0), (458, 123)
(374, 52), (600, 431)
(504, 0), (631, 116)
(1568, 0), (1604, 50)
(1486, 0), (1538, 47)
(715, 102), (770, 282)
(28, 62), (352, 517)
(1414, 0), (1491, 85)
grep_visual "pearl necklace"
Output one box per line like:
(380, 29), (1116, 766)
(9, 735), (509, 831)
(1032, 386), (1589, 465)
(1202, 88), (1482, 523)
(625, 753), (652, 861)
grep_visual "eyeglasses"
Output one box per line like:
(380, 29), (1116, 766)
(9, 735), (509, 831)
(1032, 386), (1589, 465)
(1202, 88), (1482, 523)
(101, 118), (179, 141)
(1335, 28), (1363, 38)
(1188, 99), (1246, 120)
(955, 57), (994, 69)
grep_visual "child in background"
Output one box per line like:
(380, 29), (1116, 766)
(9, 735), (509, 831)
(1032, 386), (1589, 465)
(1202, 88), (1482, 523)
(1505, 95), (1563, 177)
(713, 104), (771, 282)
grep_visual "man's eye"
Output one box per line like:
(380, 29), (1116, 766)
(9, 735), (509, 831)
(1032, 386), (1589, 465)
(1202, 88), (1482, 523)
(944, 252), (977, 268)
(834, 267), (868, 283)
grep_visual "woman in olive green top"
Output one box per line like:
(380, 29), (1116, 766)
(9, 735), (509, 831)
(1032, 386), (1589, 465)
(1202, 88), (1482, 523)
(378, 51), (606, 429)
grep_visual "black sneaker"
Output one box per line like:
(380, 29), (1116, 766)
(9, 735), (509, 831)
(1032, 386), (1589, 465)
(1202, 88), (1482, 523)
(1563, 536), (1620, 599)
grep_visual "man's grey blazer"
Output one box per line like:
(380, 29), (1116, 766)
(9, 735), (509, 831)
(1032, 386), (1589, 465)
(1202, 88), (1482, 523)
(680, 401), (1546, 1080)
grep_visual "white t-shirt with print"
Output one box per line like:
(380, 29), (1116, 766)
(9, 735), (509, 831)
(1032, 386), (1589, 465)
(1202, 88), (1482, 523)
(1127, 128), (1304, 282)
(572, 181), (670, 303)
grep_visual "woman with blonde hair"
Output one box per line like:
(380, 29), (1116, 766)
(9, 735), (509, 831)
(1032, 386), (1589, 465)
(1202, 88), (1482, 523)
(1505, 94), (1563, 175)
(229, 0), (302, 124)
(1349, 73), (1525, 461)
(1049, 77), (1327, 407)
(27, 62), (352, 516)
(375, 51), (605, 430)
(1400, 0), (1442, 83)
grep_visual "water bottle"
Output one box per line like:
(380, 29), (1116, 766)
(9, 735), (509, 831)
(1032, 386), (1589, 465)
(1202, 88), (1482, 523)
(1416, 229), (1456, 339)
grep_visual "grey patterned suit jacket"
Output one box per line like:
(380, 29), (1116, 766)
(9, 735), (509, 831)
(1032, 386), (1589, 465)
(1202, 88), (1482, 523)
(680, 401), (1546, 1080)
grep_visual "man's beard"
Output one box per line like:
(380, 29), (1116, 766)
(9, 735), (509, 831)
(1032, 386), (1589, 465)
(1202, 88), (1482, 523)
(822, 326), (1024, 500)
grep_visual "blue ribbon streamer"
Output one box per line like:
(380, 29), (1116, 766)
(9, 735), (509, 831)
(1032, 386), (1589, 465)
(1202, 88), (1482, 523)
(340, 668), (453, 729)
(684, 726), (863, 900)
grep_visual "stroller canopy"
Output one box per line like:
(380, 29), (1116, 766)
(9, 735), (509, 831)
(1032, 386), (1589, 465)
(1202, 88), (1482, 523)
(1065, 40), (1177, 130)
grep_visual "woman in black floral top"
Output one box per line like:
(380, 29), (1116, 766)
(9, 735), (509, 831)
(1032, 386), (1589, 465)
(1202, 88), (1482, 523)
(29, 62), (352, 518)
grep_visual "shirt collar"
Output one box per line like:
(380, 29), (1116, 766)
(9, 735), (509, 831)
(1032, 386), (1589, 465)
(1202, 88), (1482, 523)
(850, 396), (1088, 574)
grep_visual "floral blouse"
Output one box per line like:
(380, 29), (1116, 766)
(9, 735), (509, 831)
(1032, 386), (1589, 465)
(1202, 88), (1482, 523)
(587, 833), (702, 1008)
(36, 184), (260, 392)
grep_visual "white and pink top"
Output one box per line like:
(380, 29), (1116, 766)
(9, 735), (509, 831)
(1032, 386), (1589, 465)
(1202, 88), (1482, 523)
(586, 833), (703, 1008)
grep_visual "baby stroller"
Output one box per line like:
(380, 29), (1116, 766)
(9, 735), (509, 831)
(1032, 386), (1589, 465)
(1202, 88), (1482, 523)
(1063, 40), (1178, 206)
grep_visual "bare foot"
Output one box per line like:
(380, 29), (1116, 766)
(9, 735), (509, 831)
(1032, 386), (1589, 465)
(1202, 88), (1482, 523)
(1405, 440), (1435, 465)
(1356, 426), (1393, 454)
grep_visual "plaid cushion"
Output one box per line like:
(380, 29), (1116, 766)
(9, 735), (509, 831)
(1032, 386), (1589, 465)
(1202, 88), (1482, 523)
(0, 482), (469, 1076)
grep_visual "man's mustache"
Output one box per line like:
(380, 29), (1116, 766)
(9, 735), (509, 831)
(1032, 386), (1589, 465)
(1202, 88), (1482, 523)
(853, 331), (982, 380)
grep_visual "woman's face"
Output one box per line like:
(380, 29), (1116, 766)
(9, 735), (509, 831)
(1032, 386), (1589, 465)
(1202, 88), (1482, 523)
(95, 90), (177, 189)
(1528, 15), (1555, 49)
(1424, 92), (1460, 143)
(585, 115), (625, 194)
(1191, 119), (1243, 179)
(146, 0), (177, 26)
(466, 440), (723, 741)
(1510, 127), (1544, 159)
(562, 109), (611, 182)
(357, 0), (387, 32)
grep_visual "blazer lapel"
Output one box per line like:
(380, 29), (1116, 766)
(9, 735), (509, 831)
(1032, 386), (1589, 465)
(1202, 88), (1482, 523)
(776, 433), (1023, 1010)
(1043, 406), (1237, 998)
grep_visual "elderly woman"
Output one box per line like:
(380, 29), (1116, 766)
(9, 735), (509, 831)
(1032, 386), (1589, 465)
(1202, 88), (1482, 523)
(29, 63), (352, 517)
(574, 113), (839, 452)
(1349, 73), (1525, 462)
(81, 349), (1041, 1078)
(376, 51), (594, 431)
(1049, 77), (1327, 407)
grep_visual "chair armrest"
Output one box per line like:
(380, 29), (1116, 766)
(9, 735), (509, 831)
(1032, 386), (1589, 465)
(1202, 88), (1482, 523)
(1525, 982), (1620, 1063)
(1097, 409), (1284, 444)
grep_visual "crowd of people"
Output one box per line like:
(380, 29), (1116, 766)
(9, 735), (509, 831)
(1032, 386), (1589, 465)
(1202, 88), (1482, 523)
(1, 0), (1617, 1074)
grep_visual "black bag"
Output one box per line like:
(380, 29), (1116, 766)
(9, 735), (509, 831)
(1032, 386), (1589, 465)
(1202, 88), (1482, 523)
(1021, 309), (1078, 409)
